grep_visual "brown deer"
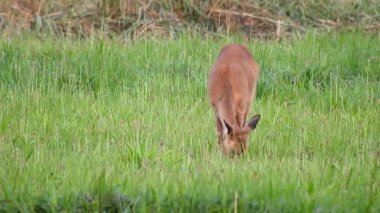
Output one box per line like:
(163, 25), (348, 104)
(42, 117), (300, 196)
(208, 44), (261, 156)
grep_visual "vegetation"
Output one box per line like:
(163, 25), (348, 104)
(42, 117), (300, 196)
(1, 0), (379, 38)
(0, 0), (379, 212)
(0, 31), (379, 211)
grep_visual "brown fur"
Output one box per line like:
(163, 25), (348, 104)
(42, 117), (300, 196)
(208, 44), (261, 156)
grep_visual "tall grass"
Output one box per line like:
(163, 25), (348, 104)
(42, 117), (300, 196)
(0, 32), (379, 211)
(1, 0), (379, 38)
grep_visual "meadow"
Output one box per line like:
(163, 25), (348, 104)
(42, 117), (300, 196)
(0, 31), (379, 212)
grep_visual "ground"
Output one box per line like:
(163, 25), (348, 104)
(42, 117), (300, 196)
(0, 32), (379, 211)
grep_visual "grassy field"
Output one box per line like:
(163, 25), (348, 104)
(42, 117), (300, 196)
(0, 32), (379, 212)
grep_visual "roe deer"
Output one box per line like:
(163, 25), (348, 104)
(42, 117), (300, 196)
(208, 44), (260, 156)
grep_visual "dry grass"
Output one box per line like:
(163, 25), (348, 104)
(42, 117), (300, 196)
(0, 0), (379, 38)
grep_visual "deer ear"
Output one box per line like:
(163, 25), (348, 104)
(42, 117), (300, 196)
(245, 114), (261, 131)
(222, 119), (233, 136)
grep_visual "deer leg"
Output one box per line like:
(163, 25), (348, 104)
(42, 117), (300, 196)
(216, 117), (223, 133)
(216, 116), (223, 143)
(235, 111), (246, 128)
(235, 100), (249, 128)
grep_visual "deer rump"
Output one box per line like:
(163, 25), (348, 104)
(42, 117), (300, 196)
(208, 44), (260, 156)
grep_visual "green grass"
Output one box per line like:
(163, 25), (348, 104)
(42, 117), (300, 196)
(0, 32), (379, 212)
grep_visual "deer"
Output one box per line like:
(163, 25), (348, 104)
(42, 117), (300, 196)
(208, 44), (261, 156)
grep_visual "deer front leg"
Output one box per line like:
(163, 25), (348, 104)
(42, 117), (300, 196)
(216, 116), (223, 144)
